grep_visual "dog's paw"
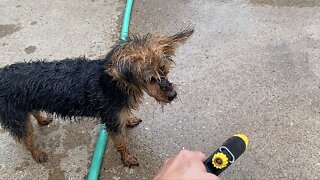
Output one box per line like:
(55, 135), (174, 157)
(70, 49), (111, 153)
(38, 117), (53, 126)
(126, 117), (142, 128)
(32, 150), (49, 163)
(123, 155), (139, 167)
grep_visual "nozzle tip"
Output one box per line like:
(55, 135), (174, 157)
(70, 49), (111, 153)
(234, 134), (249, 148)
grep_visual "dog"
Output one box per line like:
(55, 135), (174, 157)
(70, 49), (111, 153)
(0, 28), (194, 166)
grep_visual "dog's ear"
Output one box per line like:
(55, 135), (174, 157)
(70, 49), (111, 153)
(159, 27), (194, 56)
(117, 59), (141, 84)
(109, 58), (141, 84)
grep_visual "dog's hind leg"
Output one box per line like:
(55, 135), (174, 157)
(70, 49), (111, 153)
(31, 111), (53, 126)
(0, 108), (48, 162)
(21, 115), (48, 163)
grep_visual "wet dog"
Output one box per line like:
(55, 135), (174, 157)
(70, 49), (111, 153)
(0, 28), (194, 166)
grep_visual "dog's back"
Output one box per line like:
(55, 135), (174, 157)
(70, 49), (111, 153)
(0, 57), (128, 138)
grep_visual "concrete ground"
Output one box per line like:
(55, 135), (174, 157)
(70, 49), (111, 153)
(0, 0), (122, 179)
(103, 0), (320, 179)
(1, 0), (320, 180)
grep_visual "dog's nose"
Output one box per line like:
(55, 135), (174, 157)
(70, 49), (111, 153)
(168, 91), (177, 101)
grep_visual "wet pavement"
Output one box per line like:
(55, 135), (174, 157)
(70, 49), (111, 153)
(0, 0), (121, 179)
(1, 0), (320, 180)
(102, 0), (320, 179)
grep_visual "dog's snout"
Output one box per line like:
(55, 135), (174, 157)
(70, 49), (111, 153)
(159, 78), (173, 90)
(168, 91), (177, 101)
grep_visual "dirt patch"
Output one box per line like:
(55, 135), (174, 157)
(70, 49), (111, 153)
(0, 24), (21, 39)
(250, 0), (320, 7)
(46, 153), (68, 180)
(63, 126), (91, 149)
(14, 161), (30, 172)
(0, 128), (6, 134)
(24, 46), (37, 54)
(110, 1), (124, 42)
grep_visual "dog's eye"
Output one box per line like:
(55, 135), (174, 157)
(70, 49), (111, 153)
(150, 77), (158, 84)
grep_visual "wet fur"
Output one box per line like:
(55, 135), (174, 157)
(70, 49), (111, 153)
(0, 27), (194, 165)
(0, 58), (127, 136)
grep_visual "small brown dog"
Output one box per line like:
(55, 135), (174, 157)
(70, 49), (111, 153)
(0, 28), (194, 166)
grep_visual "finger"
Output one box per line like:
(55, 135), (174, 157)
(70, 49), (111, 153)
(164, 156), (175, 165)
(156, 156), (175, 173)
(191, 159), (207, 171)
(192, 151), (206, 161)
(178, 150), (206, 162)
(164, 157), (171, 164)
(178, 149), (192, 156)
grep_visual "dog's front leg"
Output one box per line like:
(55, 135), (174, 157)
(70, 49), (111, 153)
(109, 109), (139, 167)
(110, 131), (139, 167)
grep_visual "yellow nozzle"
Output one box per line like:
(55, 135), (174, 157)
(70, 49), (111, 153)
(212, 152), (228, 169)
(234, 134), (249, 149)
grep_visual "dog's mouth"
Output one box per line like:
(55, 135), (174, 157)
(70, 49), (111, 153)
(154, 90), (177, 104)
(156, 97), (172, 104)
(157, 93), (177, 112)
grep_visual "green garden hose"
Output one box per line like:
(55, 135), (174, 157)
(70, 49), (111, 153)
(87, 0), (134, 179)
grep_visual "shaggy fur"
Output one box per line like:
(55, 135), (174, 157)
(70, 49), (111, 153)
(0, 28), (194, 166)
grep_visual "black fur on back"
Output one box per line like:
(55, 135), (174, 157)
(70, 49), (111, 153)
(0, 55), (129, 138)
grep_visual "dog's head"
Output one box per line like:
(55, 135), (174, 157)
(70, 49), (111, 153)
(107, 28), (194, 104)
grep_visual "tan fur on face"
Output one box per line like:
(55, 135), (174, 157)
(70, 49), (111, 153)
(107, 27), (194, 108)
(145, 80), (169, 103)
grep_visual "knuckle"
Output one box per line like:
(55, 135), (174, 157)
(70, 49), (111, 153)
(179, 149), (191, 157)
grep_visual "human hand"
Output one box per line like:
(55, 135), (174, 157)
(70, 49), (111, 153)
(154, 150), (221, 180)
